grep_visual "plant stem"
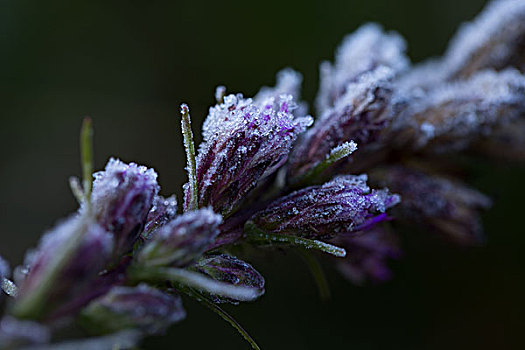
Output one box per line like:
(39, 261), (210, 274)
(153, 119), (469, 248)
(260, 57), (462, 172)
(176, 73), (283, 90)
(81, 117), (94, 207)
(180, 104), (199, 211)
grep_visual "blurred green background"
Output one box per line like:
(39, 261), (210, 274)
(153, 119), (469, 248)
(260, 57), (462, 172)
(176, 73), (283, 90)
(1, 0), (523, 349)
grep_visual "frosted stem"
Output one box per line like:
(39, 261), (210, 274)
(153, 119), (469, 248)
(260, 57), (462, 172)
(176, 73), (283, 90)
(81, 117), (94, 207)
(293, 141), (357, 187)
(180, 104), (199, 211)
(244, 221), (346, 257)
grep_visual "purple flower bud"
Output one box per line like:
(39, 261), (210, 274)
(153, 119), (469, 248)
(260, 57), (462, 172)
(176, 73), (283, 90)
(15, 216), (114, 319)
(288, 66), (394, 181)
(184, 93), (312, 216)
(92, 158), (159, 255)
(316, 23), (409, 114)
(0, 316), (50, 347)
(390, 69), (525, 153)
(80, 284), (185, 335)
(250, 175), (400, 240)
(372, 166), (492, 245)
(443, 0), (525, 79)
(191, 254), (265, 304)
(138, 208), (222, 267)
(144, 195), (178, 236)
(330, 227), (401, 285)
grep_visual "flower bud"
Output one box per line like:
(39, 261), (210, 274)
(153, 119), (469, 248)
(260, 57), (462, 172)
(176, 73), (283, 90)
(144, 195), (178, 236)
(138, 208), (222, 267)
(330, 227), (401, 285)
(372, 166), (492, 245)
(316, 23), (409, 114)
(92, 158), (159, 255)
(191, 254), (265, 304)
(443, 0), (525, 79)
(251, 175), (400, 240)
(184, 93), (312, 216)
(289, 67), (394, 181)
(390, 69), (525, 153)
(80, 284), (185, 335)
(14, 216), (114, 319)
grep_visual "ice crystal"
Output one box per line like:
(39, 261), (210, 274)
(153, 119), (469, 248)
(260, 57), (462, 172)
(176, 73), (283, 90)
(144, 195), (178, 236)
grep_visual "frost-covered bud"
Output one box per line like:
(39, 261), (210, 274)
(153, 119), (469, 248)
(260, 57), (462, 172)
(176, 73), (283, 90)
(184, 93), (312, 216)
(443, 0), (525, 79)
(331, 227), (401, 285)
(288, 67), (394, 181)
(138, 208), (222, 267)
(191, 254), (265, 304)
(254, 68), (308, 118)
(372, 166), (492, 245)
(144, 195), (178, 236)
(80, 284), (185, 335)
(390, 69), (525, 153)
(316, 23), (409, 114)
(92, 158), (159, 255)
(0, 316), (50, 347)
(15, 216), (114, 319)
(251, 175), (400, 240)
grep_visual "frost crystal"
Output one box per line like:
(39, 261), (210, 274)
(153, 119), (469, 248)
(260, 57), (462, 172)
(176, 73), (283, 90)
(92, 158), (159, 255)
(80, 284), (186, 335)
(316, 23), (409, 114)
(289, 66), (394, 180)
(185, 92), (312, 216)
(390, 68), (525, 152)
(144, 195), (178, 236)
(138, 207), (222, 268)
(192, 253), (265, 304)
(373, 166), (492, 245)
(251, 175), (400, 239)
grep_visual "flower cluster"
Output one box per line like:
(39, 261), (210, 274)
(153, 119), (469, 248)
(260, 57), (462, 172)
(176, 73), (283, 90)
(0, 1), (523, 348)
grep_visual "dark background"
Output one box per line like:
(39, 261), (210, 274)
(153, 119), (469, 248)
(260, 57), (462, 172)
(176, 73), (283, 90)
(1, 0), (523, 349)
